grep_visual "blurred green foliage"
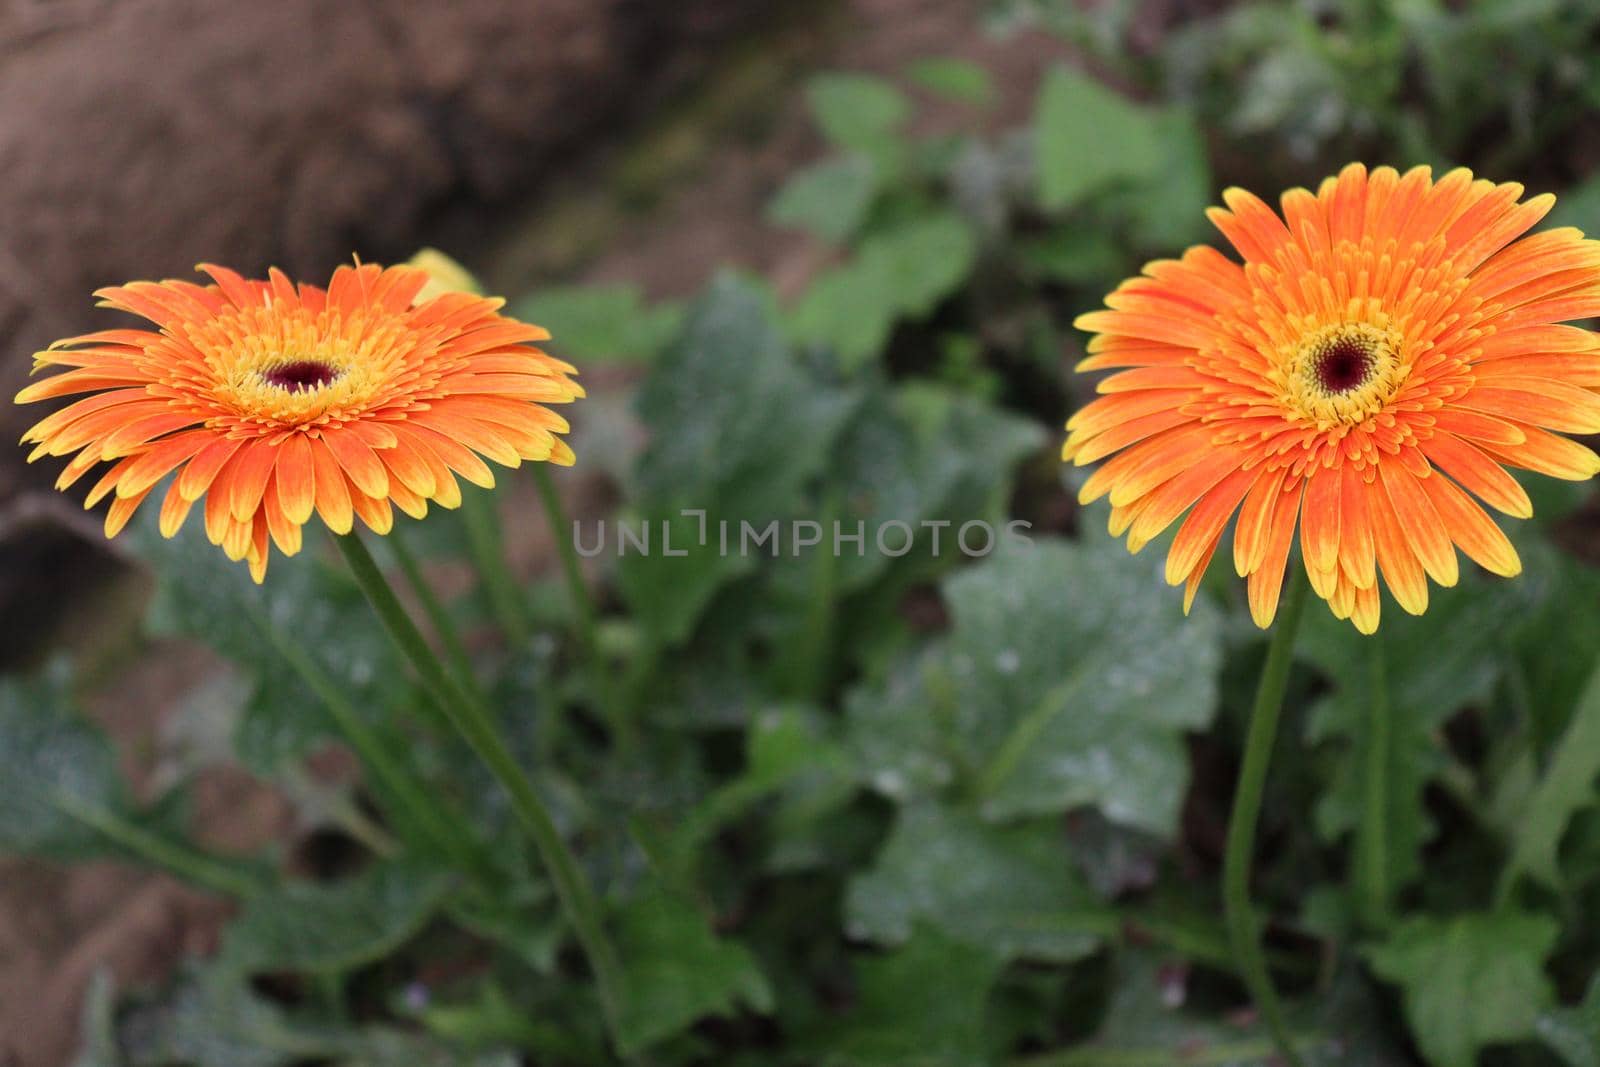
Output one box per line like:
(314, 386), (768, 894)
(3, 3), (1599, 1065)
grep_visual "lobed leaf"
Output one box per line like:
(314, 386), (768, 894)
(1034, 65), (1166, 212)
(621, 274), (859, 644)
(807, 73), (912, 152)
(812, 928), (1003, 1067)
(847, 531), (1224, 837)
(1367, 911), (1560, 1067)
(845, 801), (1113, 962)
(0, 668), (125, 857)
(768, 156), (880, 243)
(614, 886), (774, 1053)
(219, 864), (454, 976)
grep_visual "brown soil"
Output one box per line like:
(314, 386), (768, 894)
(0, 644), (297, 1067)
(482, 0), (1067, 302)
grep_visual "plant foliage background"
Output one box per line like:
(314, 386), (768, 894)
(8, 1), (1600, 1064)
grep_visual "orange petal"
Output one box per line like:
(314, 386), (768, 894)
(262, 476), (303, 557)
(1337, 463), (1377, 590)
(386, 474), (430, 520)
(1417, 470), (1521, 578)
(274, 432), (317, 525)
(309, 436), (354, 535)
(1369, 479), (1428, 616)
(1460, 382), (1600, 435)
(378, 438), (437, 499)
(321, 428), (390, 499)
(104, 487), (152, 539)
(1483, 424), (1600, 481)
(1380, 460), (1458, 587)
(1183, 533), (1220, 616)
(1068, 407), (1193, 467)
(400, 423), (495, 490)
(84, 456), (139, 509)
(228, 437), (282, 523)
(1300, 465), (1342, 576)
(1234, 466), (1287, 577)
(114, 430), (213, 498)
(159, 479), (195, 538)
(411, 409), (522, 469)
(178, 436), (247, 502)
(1351, 581), (1380, 635)
(350, 490), (394, 535)
(1165, 465), (1261, 585)
(1247, 478), (1302, 629)
(1420, 432), (1533, 518)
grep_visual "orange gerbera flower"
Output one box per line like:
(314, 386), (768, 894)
(16, 262), (582, 582)
(1065, 163), (1600, 633)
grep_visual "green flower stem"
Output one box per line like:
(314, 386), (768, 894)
(530, 465), (633, 750)
(1356, 637), (1391, 930)
(462, 486), (533, 647)
(783, 490), (838, 701)
(387, 527), (490, 709)
(335, 532), (629, 1051)
(1223, 569), (1309, 1067)
(254, 609), (494, 883)
(55, 794), (258, 898)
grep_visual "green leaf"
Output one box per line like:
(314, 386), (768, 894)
(846, 802), (1113, 962)
(219, 865), (453, 975)
(130, 966), (343, 1067)
(514, 284), (683, 366)
(418, 982), (597, 1063)
(1034, 65), (1166, 212)
(1539, 972), (1600, 1067)
(860, 213), (979, 317)
(789, 266), (899, 370)
(905, 57), (995, 104)
(127, 964), (516, 1067)
(1119, 108), (1213, 248)
(1065, 952), (1408, 1065)
(1503, 655), (1600, 893)
(670, 705), (852, 868)
(768, 156), (880, 242)
(847, 532), (1224, 836)
(0, 668), (123, 857)
(1302, 576), (1509, 892)
(790, 213), (978, 370)
(448, 880), (564, 975)
(1368, 911), (1560, 1067)
(807, 73), (911, 152)
(1506, 539), (1600, 748)
(1015, 227), (1128, 285)
(132, 511), (410, 772)
(619, 275), (858, 644)
(830, 383), (1044, 594)
(817, 929), (1003, 1067)
(615, 887), (774, 1053)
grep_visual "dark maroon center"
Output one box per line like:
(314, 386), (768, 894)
(1313, 337), (1374, 394)
(261, 359), (340, 392)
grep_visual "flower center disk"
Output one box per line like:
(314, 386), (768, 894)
(1313, 337), (1374, 394)
(1284, 321), (1404, 427)
(261, 359), (341, 392)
